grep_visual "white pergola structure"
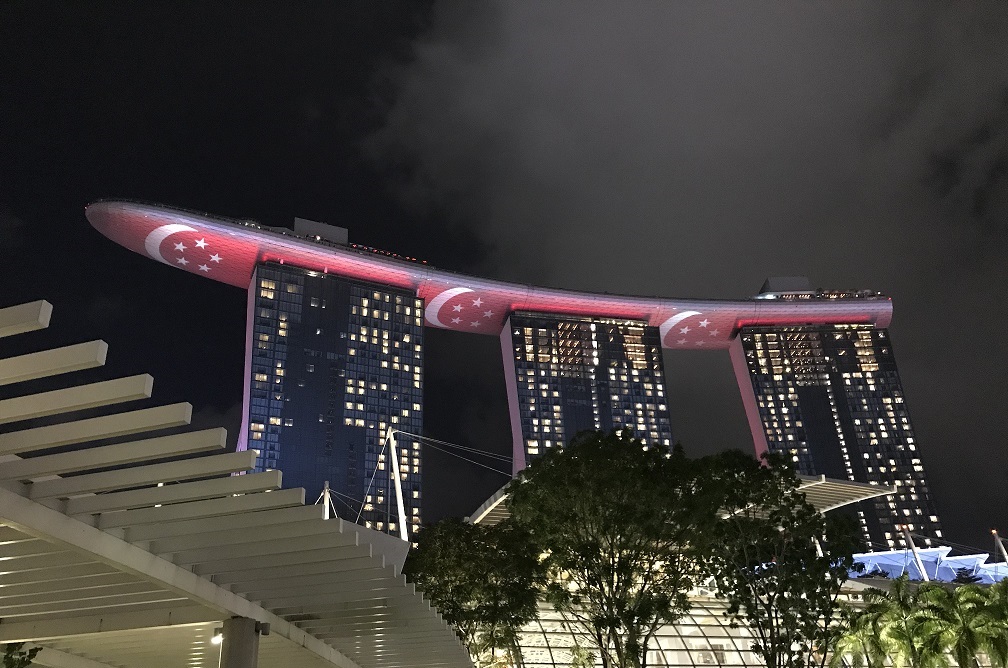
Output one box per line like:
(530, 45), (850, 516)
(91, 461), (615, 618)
(468, 474), (894, 526)
(0, 301), (472, 668)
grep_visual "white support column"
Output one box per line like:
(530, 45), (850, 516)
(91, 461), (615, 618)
(220, 617), (260, 668)
(386, 428), (408, 542)
(994, 530), (1008, 566)
(901, 525), (930, 581)
(321, 481), (331, 520)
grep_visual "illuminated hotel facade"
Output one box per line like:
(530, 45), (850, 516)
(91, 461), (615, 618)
(502, 312), (673, 473)
(730, 281), (941, 549)
(244, 260), (424, 534)
(87, 201), (942, 547)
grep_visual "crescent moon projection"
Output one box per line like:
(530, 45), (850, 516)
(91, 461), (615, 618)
(425, 287), (474, 328)
(659, 310), (701, 342)
(144, 224), (197, 265)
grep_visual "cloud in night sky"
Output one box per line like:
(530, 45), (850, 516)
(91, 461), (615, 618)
(371, 2), (1008, 545)
(0, 208), (26, 249)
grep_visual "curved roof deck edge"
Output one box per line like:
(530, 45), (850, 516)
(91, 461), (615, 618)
(85, 201), (893, 350)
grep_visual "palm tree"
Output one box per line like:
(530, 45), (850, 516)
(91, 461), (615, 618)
(918, 583), (999, 668)
(876, 575), (934, 668)
(986, 579), (1008, 668)
(831, 600), (889, 668)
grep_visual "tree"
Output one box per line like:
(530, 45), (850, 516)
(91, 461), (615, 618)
(917, 583), (1000, 668)
(404, 518), (544, 667)
(863, 567), (890, 579)
(831, 598), (889, 668)
(871, 575), (945, 668)
(3, 644), (41, 668)
(986, 579), (1008, 668)
(953, 568), (984, 585)
(701, 450), (862, 668)
(507, 430), (716, 668)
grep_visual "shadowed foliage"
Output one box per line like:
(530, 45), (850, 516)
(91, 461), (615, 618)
(3, 643), (41, 668)
(699, 450), (862, 668)
(507, 430), (718, 668)
(404, 517), (544, 667)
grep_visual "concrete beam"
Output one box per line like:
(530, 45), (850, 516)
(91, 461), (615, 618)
(0, 341), (108, 386)
(171, 531), (360, 568)
(148, 511), (334, 554)
(246, 577), (406, 605)
(1, 591), (187, 619)
(68, 470), (282, 516)
(0, 572), (138, 598)
(0, 538), (62, 559)
(98, 486), (303, 530)
(264, 587), (413, 610)
(30, 449), (253, 500)
(0, 562), (117, 587)
(192, 544), (372, 579)
(209, 557), (380, 587)
(122, 503), (318, 540)
(0, 604), (220, 642)
(0, 300), (52, 338)
(1, 428), (225, 481)
(31, 645), (119, 668)
(0, 551), (89, 571)
(0, 403), (193, 456)
(128, 504), (322, 543)
(0, 580), (164, 605)
(233, 567), (399, 598)
(0, 375), (154, 425)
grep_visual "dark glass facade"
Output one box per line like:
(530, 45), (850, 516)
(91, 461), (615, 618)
(242, 262), (423, 536)
(733, 324), (942, 550)
(502, 312), (673, 471)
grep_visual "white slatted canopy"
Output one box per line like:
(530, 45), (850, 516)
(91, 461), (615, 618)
(468, 473), (894, 526)
(0, 300), (472, 668)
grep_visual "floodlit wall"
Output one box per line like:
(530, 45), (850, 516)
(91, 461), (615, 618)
(518, 595), (997, 668)
(519, 598), (758, 668)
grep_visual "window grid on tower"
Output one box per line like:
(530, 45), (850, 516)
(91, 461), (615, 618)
(738, 324), (941, 552)
(506, 312), (673, 469)
(244, 263), (423, 539)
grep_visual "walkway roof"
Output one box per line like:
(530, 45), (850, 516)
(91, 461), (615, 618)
(468, 474), (894, 527)
(0, 300), (471, 668)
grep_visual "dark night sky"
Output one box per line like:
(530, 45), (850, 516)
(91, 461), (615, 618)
(2, 3), (1007, 553)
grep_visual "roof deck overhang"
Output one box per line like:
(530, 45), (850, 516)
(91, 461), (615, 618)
(85, 201), (893, 350)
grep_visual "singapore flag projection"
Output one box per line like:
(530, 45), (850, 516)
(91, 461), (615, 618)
(144, 225), (225, 275)
(425, 287), (510, 331)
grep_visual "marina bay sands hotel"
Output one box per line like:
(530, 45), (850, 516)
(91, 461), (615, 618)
(87, 201), (942, 552)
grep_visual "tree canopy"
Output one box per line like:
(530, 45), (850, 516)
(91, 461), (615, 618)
(836, 576), (1008, 668)
(507, 429), (717, 668)
(403, 517), (543, 667)
(700, 450), (862, 668)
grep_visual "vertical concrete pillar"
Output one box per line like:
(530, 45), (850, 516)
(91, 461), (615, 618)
(220, 617), (260, 668)
(499, 316), (525, 476)
(728, 334), (770, 462)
